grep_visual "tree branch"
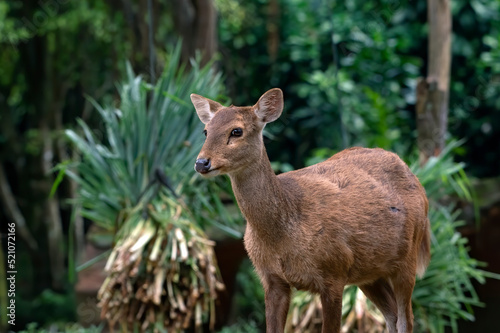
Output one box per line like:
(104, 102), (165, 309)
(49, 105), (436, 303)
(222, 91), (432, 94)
(0, 163), (38, 251)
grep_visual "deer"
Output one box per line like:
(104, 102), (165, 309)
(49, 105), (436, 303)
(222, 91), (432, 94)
(190, 88), (431, 333)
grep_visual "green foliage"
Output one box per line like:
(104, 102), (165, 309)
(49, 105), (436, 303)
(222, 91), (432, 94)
(217, 321), (261, 333)
(450, 0), (500, 177)
(217, 0), (500, 177)
(217, 0), (422, 166)
(286, 0), (421, 155)
(233, 260), (266, 324)
(410, 142), (500, 333)
(15, 290), (77, 329)
(412, 206), (486, 333)
(412, 141), (475, 202)
(0, 2), (31, 46)
(217, 260), (264, 333)
(64, 44), (240, 235)
(18, 322), (102, 333)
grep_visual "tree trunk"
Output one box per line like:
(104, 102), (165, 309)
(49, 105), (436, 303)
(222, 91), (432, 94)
(172, 0), (217, 66)
(416, 0), (452, 165)
(15, 25), (66, 291)
(267, 0), (280, 61)
(0, 164), (38, 252)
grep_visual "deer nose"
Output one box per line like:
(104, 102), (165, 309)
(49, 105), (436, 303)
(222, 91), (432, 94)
(195, 158), (211, 173)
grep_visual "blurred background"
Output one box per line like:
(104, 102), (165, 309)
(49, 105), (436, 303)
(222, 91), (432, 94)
(0, 0), (499, 332)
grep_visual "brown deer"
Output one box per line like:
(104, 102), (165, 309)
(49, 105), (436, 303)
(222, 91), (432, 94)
(191, 88), (430, 333)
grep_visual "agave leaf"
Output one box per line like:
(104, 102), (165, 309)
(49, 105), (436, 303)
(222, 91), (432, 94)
(65, 43), (240, 234)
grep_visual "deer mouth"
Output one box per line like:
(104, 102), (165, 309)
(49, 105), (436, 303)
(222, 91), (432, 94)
(198, 168), (220, 177)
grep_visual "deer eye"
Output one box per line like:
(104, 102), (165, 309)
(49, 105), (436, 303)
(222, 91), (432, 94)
(230, 128), (243, 137)
(203, 129), (207, 137)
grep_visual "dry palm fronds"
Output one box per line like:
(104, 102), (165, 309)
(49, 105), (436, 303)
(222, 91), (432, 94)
(97, 199), (225, 332)
(287, 292), (323, 333)
(286, 288), (385, 333)
(341, 288), (385, 333)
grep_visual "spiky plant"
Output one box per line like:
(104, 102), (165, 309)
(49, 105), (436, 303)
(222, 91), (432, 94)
(65, 44), (241, 331)
(410, 141), (500, 333)
(286, 141), (500, 333)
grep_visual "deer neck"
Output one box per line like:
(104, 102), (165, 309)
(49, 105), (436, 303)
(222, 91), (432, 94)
(229, 146), (295, 240)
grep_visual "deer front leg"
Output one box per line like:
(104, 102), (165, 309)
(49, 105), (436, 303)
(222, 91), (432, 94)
(320, 282), (345, 333)
(262, 274), (291, 333)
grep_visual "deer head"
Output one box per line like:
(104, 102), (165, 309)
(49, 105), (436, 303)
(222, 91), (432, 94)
(191, 88), (283, 177)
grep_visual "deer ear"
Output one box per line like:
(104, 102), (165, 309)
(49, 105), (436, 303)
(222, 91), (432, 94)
(254, 88), (283, 123)
(190, 94), (223, 124)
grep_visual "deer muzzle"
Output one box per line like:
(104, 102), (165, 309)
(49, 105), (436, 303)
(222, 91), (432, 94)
(195, 158), (211, 174)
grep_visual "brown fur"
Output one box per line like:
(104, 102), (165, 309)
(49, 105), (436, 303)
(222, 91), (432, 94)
(191, 89), (431, 333)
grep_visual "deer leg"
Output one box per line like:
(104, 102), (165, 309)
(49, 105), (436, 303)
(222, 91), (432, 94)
(359, 279), (398, 333)
(263, 274), (291, 333)
(391, 273), (416, 333)
(320, 282), (344, 333)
